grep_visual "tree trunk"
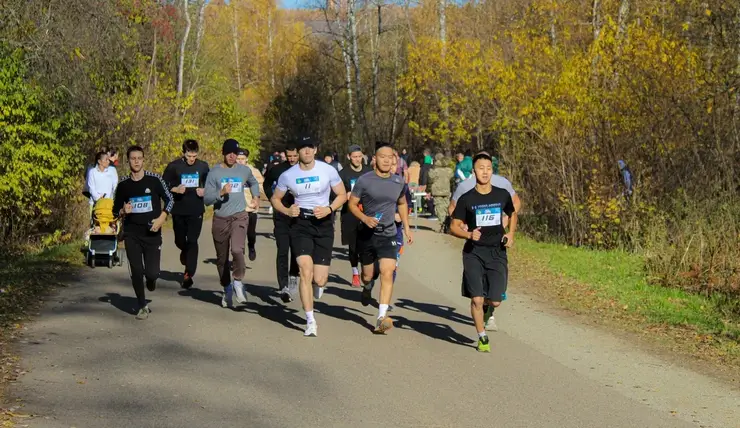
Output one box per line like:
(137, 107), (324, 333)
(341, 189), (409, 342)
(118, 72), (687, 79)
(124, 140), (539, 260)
(371, 2), (381, 122)
(177, 0), (192, 97)
(190, 0), (206, 76)
(550, 0), (557, 49)
(232, 2), (242, 91)
(615, 0), (630, 42)
(145, 31), (157, 101)
(592, 0), (602, 42)
(439, 0), (447, 46)
(349, 0), (369, 145)
(268, 6), (275, 90)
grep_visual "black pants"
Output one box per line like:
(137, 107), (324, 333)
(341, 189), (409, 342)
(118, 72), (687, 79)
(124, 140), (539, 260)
(273, 213), (299, 288)
(247, 212), (257, 249)
(125, 233), (162, 308)
(172, 214), (203, 277)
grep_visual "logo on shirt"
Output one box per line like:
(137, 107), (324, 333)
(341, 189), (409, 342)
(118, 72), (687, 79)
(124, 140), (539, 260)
(145, 188), (151, 194)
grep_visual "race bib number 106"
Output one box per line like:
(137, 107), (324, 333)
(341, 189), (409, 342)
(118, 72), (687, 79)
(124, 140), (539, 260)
(475, 207), (501, 227)
(130, 196), (153, 214)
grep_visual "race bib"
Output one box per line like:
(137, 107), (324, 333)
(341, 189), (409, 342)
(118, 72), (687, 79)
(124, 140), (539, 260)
(295, 176), (321, 196)
(350, 178), (357, 191)
(221, 177), (243, 193)
(181, 173), (199, 188)
(475, 207), (501, 227)
(130, 196), (153, 214)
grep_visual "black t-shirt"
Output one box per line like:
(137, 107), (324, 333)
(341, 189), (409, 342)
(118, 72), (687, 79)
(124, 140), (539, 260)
(113, 172), (174, 235)
(452, 186), (514, 247)
(162, 158), (210, 215)
(339, 165), (372, 214)
(263, 161), (295, 208)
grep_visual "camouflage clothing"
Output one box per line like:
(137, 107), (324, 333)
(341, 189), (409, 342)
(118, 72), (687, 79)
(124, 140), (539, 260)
(434, 196), (450, 224)
(428, 165), (453, 197)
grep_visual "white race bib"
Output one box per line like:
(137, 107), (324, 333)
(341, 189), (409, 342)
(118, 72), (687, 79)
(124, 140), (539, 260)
(295, 176), (321, 196)
(181, 173), (199, 188)
(221, 178), (243, 193)
(350, 178), (357, 191)
(475, 207), (501, 227)
(131, 196), (153, 214)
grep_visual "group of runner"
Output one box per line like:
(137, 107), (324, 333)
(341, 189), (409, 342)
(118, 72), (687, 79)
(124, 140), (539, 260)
(111, 138), (518, 352)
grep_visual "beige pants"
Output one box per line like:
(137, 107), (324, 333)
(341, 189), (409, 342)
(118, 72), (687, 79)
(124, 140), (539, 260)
(212, 211), (250, 286)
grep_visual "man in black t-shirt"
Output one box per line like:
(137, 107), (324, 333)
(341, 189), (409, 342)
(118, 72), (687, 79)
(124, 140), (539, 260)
(263, 142), (300, 303)
(162, 139), (210, 289)
(450, 153), (517, 352)
(338, 144), (372, 287)
(113, 145), (174, 320)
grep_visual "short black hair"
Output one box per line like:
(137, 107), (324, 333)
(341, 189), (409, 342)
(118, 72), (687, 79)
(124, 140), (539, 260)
(284, 141), (298, 152)
(324, 152), (333, 158)
(375, 141), (392, 152)
(472, 152), (492, 165)
(108, 147), (118, 157)
(95, 150), (108, 163)
(127, 145), (144, 159)
(182, 139), (199, 153)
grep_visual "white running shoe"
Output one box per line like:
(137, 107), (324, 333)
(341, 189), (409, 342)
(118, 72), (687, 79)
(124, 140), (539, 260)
(485, 315), (499, 332)
(221, 284), (234, 308)
(280, 286), (293, 303)
(313, 284), (324, 300)
(304, 320), (318, 337)
(233, 280), (247, 304)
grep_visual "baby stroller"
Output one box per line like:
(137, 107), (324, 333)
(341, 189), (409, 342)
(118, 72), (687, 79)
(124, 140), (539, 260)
(86, 198), (124, 269)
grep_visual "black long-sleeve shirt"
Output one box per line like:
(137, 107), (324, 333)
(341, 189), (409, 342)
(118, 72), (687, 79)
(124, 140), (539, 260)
(113, 171), (173, 235)
(263, 161), (295, 207)
(162, 158), (210, 216)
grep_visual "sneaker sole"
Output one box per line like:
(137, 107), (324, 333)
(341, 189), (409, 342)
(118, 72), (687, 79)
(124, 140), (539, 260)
(477, 346), (491, 352)
(233, 285), (247, 304)
(280, 293), (293, 303)
(373, 318), (393, 334)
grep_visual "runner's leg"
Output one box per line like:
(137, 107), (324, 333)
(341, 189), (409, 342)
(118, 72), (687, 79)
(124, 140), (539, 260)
(185, 214), (203, 278)
(124, 234), (147, 311)
(172, 215), (187, 266)
(230, 212), (249, 303)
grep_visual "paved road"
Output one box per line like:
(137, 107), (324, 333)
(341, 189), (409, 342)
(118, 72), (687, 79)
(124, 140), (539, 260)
(5, 209), (738, 427)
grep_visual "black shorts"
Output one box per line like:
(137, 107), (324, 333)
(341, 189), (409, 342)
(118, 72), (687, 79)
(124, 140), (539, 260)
(289, 214), (334, 266)
(357, 226), (398, 265)
(461, 244), (508, 301)
(340, 213), (360, 247)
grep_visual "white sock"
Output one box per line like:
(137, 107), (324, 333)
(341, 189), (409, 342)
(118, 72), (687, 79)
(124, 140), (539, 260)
(352, 267), (359, 275)
(378, 304), (389, 319)
(306, 310), (315, 323)
(478, 331), (487, 338)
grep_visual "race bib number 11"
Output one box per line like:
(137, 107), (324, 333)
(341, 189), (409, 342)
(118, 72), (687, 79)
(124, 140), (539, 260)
(131, 196), (153, 214)
(296, 176), (321, 196)
(475, 207), (501, 227)
(181, 173), (199, 188)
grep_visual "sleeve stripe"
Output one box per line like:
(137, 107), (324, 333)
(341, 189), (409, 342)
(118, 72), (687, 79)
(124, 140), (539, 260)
(146, 171), (174, 213)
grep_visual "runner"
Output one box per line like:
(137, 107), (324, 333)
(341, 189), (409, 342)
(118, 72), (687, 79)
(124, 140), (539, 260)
(338, 144), (372, 287)
(204, 139), (261, 309)
(263, 142), (300, 303)
(449, 153), (517, 352)
(113, 145), (173, 320)
(390, 153), (412, 284)
(162, 139), (210, 289)
(271, 137), (347, 337)
(448, 150), (520, 331)
(348, 142), (413, 334)
(236, 148), (264, 261)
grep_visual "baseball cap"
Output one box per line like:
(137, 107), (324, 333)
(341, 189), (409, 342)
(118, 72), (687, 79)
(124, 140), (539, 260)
(222, 138), (240, 155)
(348, 144), (362, 154)
(297, 136), (316, 149)
(236, 148), (247, 156)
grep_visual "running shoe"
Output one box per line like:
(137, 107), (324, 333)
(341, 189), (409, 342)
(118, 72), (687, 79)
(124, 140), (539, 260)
(361, 281), (373, 306)
(477, 335), (491, 352)
(135, 306), (151, 320)
(248, 246), (256, 262)
(182, 273), (193, 289)
(280, 286), (293, 303)
(233, 280), (248, 304)
(351, 274), (361, 287)
(146, 278), (157, 292)
(313, 284), (324, 300)
(304, 320), (318, 337)
(221, 283), (234, 309)
(288, 276), (299, 296)
(373, 316), (394, 334)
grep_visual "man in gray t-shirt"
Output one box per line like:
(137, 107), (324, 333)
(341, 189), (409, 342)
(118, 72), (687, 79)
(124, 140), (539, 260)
(348, 143), (413, 334)
(203, 139), (260, 309)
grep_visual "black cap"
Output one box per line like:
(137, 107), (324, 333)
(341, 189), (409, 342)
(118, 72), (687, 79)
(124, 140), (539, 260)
(297, 136), (316, 149)
(236, 148), (247, 156)
(348, 144), (362, 154)
(222, 139), (240, 155)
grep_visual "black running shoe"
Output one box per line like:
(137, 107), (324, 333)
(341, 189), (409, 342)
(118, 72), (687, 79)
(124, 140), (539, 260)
(146, 278), (157, 292)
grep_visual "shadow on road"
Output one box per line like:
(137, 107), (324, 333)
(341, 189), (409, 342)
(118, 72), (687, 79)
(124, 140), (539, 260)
(394, 298), (473, 327)
(237, 284), (304, 332)
(327, 273), (352, 287)
(178, 287), (223, 306)
(98, 292), (148, 315)
(314, 301), (375, 332)
(393, 315), (475, 347)
(159, 270), (183, 285)
(255, 232), (275, 240)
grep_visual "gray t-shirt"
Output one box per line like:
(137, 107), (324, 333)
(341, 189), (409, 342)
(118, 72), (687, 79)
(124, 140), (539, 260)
(351, 171), (406, 237)
(204, 163), (260, 217)
(451, 174), (515, 202)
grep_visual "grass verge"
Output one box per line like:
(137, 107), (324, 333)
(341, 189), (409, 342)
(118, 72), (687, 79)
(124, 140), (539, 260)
(0, 241), (83, 422)
(510, 236), (740, 372)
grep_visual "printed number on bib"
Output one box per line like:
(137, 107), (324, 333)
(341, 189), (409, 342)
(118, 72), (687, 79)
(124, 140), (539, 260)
(181, 173), (199, 188)
(221, 178), (243, 193)
(131, 196), (153, 214)
(475, 207), (501, 227)
(295, 176), (321, 196)
(350, 178), (357, 191)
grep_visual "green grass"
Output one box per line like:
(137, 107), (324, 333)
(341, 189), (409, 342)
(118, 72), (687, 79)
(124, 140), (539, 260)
(0, 241), (83, 330)
(514, 237), (740, 342)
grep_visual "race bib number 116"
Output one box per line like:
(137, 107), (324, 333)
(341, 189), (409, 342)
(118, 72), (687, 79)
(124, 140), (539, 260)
(475, 207), (501, 227)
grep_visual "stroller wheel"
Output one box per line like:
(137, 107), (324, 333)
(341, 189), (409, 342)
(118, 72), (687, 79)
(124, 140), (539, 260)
(87, 252), (95, 268)
(108, 257), (114, 269)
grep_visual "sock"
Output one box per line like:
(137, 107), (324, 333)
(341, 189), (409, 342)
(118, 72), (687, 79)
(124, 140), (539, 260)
(352, 267), (359, 275)
(305, 310), (315, 323)
(378, 304), (389, 319)
(478, 331), (487, 339)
